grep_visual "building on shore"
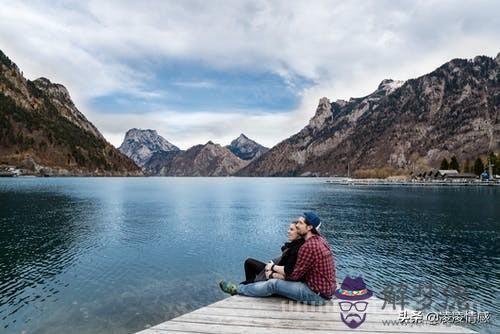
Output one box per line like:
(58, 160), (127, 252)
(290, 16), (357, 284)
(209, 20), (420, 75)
(436, 170), (479, 182)
(414, 169), (479, 182)
(436, 169), (459, 178)
(444, 173), (478, 181)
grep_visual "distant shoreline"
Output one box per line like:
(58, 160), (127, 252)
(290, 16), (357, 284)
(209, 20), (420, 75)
(1, 173), (500, 187)
(325, 178), (500, 186)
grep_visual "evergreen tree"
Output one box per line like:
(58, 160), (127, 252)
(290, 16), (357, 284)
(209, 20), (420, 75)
(440, 158), (449, 170)
(474, 157), (484, 176)
(449, 156), (460, 172)
(463, 159), (471, 173)
(488, 152), (499, 175)
(496, 154), (500, 175)
(495, 155), (500, 175)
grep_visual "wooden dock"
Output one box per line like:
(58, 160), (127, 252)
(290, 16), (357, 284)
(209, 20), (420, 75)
(135, 295), (477, 333)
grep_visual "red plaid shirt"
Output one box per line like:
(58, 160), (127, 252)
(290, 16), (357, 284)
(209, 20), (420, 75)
(287, 235), (336, 299)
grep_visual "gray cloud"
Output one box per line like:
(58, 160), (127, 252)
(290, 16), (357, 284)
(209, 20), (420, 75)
(0, 0), (498, 148)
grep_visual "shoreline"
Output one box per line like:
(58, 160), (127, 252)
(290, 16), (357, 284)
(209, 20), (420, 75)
(1, 173), (500, 185)
(325, 178), (500, 186)
(1, 165), (499, 185)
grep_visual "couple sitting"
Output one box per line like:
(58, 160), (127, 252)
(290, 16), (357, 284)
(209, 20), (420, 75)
(219, 212), (336, 305)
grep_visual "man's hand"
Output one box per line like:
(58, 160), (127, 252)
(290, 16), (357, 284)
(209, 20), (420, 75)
(272, 273), (286, 280)
(266, 270), (286, 280)
(265, 269), (273, 279)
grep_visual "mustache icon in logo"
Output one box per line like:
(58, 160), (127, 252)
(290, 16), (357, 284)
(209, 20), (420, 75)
(339, 301), (368, 328)
(335, 276), (373, 329)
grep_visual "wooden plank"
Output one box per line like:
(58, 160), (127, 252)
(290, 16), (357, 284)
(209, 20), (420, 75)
(188, 306), (408, 320)
(225, 295), (389, 307)
(136, 330), (200, 334)
(217, 301), (384, 310)
(210, 306), (402, 317)
(222, 297), (398, 311)
(208, 303), (404, 315)
(148, 321), (474, 334)
(212, 301), (402, 314)
(171, 314), (475, 333)
(134, 296), (478, 334)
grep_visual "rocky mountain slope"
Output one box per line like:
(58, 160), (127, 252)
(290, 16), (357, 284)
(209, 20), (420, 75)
(226, 133), (269, 160)
(134, 133), (266, 175)
(119, 128), (179, 167)
(239, 53), (500, 177)
(147, 141), (247, 176)
(0, 50), (141, 176)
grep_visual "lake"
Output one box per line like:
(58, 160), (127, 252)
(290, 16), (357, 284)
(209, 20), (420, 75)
(0, 177), (498, 333)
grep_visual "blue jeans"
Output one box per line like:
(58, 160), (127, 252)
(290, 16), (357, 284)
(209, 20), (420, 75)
(237, 279), (326, 305)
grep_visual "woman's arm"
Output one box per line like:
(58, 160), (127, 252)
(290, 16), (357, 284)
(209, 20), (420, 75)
(272, 265), (285, 276)
(265, 269), (285, 280)
(265, 263), (286, 276)
(272, 272), (285, 280)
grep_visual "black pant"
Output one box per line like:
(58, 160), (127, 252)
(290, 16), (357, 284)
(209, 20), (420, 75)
(242, 258), (266, 284)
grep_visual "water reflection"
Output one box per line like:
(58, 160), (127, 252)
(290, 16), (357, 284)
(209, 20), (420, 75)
(0, 179), (498, 333)
(0, 190), (97, 331)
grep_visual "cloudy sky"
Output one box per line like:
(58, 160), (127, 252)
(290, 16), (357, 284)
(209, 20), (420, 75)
(1, 1), (498, 149)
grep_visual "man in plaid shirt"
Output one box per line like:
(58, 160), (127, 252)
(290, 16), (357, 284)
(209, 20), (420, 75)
(220, 212), (336, 305)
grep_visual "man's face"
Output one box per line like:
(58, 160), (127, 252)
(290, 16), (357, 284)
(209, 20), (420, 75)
(294, 217), (309, 236)
(339, 300), (368, 329)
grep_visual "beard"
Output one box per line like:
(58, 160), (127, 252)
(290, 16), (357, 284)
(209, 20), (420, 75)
(296, 227), (307, 236)
(340, 312), (367, 329)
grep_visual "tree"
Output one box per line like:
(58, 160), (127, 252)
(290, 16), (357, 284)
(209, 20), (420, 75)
(496, 154), (500, 175)
(463, 159), (471, 173)
(440, 158), (449, 170)
(449, 156), (460, 172)
(488, 152), (499, 175)
(474, 157), (484, 176)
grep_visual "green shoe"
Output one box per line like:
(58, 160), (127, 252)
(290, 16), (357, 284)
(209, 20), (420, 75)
(219, 280), (238, 295)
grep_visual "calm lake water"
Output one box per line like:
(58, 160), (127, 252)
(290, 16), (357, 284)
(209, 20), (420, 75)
(0, 178), (498, 333)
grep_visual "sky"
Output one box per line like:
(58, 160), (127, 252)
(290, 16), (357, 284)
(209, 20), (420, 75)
(0, 0), (499, 149)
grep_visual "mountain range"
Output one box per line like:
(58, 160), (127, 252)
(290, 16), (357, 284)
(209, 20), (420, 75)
(118, 129), (268, 176)
(239, 54), (499, 176)
(147, 141), (247, 176)
(1, 48), (498, 177)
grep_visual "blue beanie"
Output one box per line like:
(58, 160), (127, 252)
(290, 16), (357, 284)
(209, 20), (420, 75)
(303, 212), (321, 229)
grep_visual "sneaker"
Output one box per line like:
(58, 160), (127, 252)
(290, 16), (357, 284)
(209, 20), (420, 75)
(219, 280), (238, 295)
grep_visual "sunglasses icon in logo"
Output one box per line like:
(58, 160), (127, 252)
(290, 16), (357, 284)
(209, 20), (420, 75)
(335, 276), (373, 329)
(339, 301), (368, 312)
